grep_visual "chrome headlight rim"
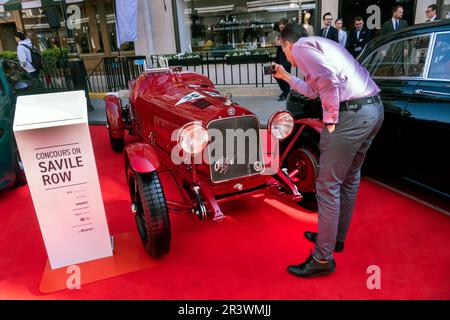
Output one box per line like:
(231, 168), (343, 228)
(177, 121), (209, 154)
(268, 111), (294, 140)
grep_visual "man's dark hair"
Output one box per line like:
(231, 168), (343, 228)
(15, 32), (25, 41)
(428, 4), (437, 11)
(392, 4), (403, 14)
(280, 25), (308, 44)
(354, 16), (364, 22)
(279, 18), (288, 25)
(323, 12), (332, 20)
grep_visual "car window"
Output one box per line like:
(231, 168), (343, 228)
(362, 35), (430, 78)
(428, 33), (450, 80)
(1, 60), (31, 88)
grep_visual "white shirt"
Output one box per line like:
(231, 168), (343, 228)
(391, 18), (400, 30)
(338, 29), (347, 47)
(429, 15), (437, 21)
(16, 39), (36, 73)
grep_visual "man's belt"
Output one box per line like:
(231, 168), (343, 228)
(339, 94), (381, 112)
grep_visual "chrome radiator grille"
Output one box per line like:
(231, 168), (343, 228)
(207, 115), (263, 183)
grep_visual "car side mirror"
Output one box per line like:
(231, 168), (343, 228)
(14, 80), (32, 91)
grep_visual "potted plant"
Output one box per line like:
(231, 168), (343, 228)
(225, 49), (272, 64)
(165, 52), (202, 66)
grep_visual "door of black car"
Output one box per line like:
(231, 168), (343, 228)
(398, 31), (450, 196)
(360, 34), (432, 171)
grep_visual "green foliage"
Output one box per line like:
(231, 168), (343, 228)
(0, 48), (69, 73)
(0, 51), (18, 62)
(165, 52), (201, 60)
(41, 48), (69, 73)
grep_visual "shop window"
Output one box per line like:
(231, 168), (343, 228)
(428, 33), (450, 80)
(439, 0), (450, 18)
(362, 35), (431, 78)
(184, 0), (317, 52)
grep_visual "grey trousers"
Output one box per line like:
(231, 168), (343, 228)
(313, 102), (384, 261)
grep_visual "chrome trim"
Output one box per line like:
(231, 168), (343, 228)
(426, 31), (450, 80)
(206, 115), (265, 184)
(415, 89), (450, 97)
(423, 32), (437, 80)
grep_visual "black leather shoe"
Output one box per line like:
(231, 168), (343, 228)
(277, 95), (287, 101)
(287, 254), (336, 278)
(304, 231), (345, 253)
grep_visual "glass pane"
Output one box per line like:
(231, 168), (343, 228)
(184, 0), (316, 52)
(363, 35), (430, 77)
(428, 33), (450, 79)
(441, 0), (450, 19)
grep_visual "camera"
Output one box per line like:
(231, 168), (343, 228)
(263, 65), (275, 75)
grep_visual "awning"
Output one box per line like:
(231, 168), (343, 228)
(0, 0), (83, 12)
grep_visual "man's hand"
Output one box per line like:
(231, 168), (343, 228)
(272, 63), (291, 82)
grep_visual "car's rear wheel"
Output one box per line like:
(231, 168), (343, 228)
(131, 171), (171, 258)
(107, 119), (124, 152)
(14, 147), (27, 187)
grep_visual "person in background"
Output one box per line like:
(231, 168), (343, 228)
(425, 4), (439, 22)
(272, 25), (384, 278)
(347, 17), (372, 58)
(274, 18), (292, 101)
(15, 32), (38, 79)
(319, 12), (339, 43)
(335, 18), (347, 48)
(380, 5), (408, 35)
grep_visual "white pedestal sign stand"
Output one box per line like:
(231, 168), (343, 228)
(13, 91), (113, 270)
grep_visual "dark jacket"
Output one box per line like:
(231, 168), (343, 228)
(318, 26), (339, 43)
(347, 26), (372, 57)
(380, 19), (408, 35)
(275, 45), (291, 68)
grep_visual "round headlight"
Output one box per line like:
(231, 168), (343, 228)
(177, 122), (209, 154)
(269, 111), (294, 140)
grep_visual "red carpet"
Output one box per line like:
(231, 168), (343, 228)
(0, 125), (449, 300)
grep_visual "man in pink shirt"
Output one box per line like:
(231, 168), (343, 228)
(273, 26), (384, 277)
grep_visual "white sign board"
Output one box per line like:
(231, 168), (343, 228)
(13, 91), (113, 270)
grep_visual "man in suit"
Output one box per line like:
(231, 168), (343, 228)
(380, 5), (408, 35)
(347, 17), (372, 58)
(319, 12), (339, 43)
(425, 4), (439, 22)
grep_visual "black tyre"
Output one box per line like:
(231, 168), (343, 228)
(107, 119), (124, 152)
(14, 147), (27, 187)
(132, 171), (171, 258)
(286, 147), (319, 193)
(109, 134), (124, 152)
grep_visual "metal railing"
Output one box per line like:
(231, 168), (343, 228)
(87, 56), (146, 93)
(38, 59), (76, 92)
(86, 51), (301, 93)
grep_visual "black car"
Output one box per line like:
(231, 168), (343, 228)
(285, 20), (450, 198)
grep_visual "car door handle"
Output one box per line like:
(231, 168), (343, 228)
(414, 89), (450, 97)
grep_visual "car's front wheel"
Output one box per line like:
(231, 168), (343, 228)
(130, 170), (171, 258)
(285, 146), (319, 211)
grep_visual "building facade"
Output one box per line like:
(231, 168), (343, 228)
(0, 0), (449, 69)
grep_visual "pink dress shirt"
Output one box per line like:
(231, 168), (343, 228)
(288, 36), (380, 124)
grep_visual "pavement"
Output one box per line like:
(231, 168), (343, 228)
(88, 91), (287, 126)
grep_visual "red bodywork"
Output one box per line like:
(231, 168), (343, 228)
(106, 68), (301, 221)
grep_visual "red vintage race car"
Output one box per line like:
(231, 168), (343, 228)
(105, 67), (302, 258)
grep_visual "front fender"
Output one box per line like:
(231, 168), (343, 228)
(294, 118), (323, 134)
(124, 143), (160, 176)
(105, 94), (124, 140)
